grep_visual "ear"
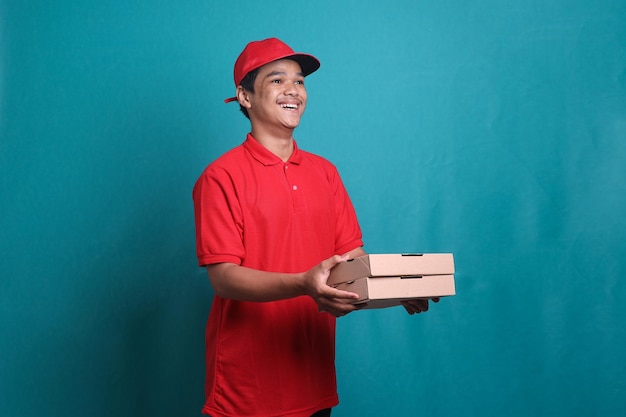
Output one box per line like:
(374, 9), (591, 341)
(236, 86), (252, 109)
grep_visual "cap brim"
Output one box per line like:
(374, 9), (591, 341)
(287, 53), (320, 77)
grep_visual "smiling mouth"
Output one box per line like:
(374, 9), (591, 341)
(280, 103), (298, 110)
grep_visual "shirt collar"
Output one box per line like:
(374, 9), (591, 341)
(243, 133), (302, 166)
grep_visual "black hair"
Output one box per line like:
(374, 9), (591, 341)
(238, 68), (260, 119)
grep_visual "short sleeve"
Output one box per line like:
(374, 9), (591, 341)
(193, 165), (246, 267)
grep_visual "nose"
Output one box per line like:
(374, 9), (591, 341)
(283, 80), (303, 97)
(283, 83), (298, 96)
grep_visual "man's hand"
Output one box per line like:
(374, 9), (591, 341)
(401, 298), (440, 315)
(302, 254), (361, 317)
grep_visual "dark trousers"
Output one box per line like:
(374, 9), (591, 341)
(209, 408), (331, 417)
(311, 408), (332, 417)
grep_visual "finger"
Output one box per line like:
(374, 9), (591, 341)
(319, 298), (359, 317)
(323, 286), (360, 301)
(402, 299), (429, 313)
(417, 299), (429, 312)
(321, 254), (349, 271)
(402, 303), (415, 315)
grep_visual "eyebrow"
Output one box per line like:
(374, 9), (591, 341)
(263, 70), (305, 79)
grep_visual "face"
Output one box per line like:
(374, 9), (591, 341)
(240, 59), (308, 132)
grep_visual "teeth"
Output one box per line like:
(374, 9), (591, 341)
(281, 104), (297, 109)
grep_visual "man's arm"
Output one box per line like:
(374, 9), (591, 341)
(344, 246), (367, 259)
(206, 249), (366, 317)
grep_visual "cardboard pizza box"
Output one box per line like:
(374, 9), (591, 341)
(332, 274), (456, 309)
(327, 253), (455, 286)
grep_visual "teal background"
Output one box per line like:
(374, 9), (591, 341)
(1, 1), (625, 416)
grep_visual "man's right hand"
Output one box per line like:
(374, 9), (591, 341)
(301, 254), (361, 317)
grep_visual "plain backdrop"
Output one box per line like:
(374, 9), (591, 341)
(1, 1), (625, 416)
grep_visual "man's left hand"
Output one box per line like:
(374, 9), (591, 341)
(401, 298), (440, 315)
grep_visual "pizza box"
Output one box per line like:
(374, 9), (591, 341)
(328, 253), (455, 286)
(333, 274), (455, 309)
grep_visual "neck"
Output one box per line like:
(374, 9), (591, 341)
(250, 127), (295, 162)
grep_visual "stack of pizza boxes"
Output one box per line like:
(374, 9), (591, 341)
(328, 253), (456, 309)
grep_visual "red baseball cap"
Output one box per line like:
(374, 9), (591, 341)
(224, 38), (321, 103)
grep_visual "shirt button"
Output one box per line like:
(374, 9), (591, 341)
(292, 185), (298, 191)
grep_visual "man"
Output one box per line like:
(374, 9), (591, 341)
(193, 38), (435, 417)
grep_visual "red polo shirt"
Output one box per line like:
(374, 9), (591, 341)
(193, 134), (363, 417)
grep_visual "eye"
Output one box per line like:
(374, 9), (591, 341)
(295, 80), (304, 85)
